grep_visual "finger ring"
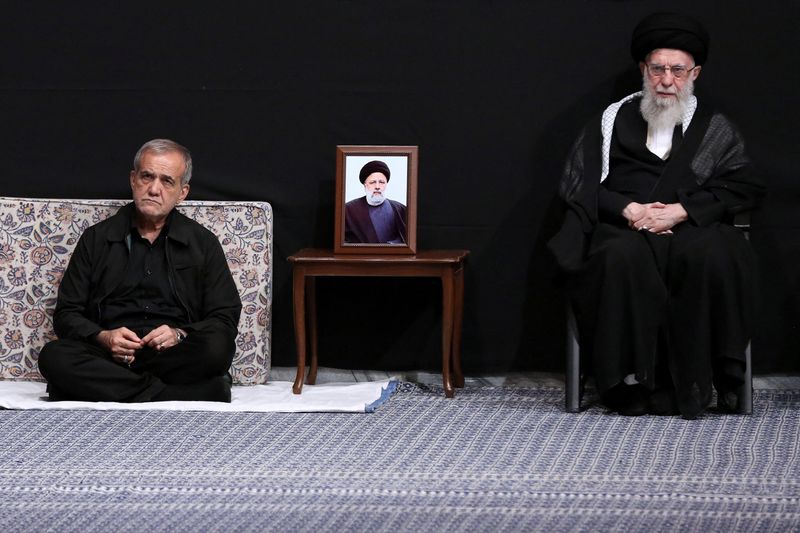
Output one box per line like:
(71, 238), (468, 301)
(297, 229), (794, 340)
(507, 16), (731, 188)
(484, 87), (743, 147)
(642, 226), (649, 230)
(159, 343), (164, 350)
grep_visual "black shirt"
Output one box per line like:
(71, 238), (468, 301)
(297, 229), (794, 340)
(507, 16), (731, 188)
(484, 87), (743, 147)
(101, 223), (187, 333)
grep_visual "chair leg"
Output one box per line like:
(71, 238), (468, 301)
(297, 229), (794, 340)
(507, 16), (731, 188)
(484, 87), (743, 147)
(566, 304), (582, 413)
(739, 341), (753, 415)
(738, 227), (754, 415)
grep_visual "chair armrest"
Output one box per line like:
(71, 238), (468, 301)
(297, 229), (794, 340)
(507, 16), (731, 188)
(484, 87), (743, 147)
(733, 211), (751, 231)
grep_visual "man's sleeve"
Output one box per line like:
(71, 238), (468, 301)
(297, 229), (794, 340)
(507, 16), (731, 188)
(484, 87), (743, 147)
(183, 232), (242, 335)
(548, 127), (598, 272)
(598, 186), (633, 222)
(679, 114), (765, 226)
(52, 230), (103, 341)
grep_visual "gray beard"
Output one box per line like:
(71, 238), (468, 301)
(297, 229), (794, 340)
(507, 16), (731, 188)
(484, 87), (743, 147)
(639, 77), (694, 131)
(366, 192), (386, 206)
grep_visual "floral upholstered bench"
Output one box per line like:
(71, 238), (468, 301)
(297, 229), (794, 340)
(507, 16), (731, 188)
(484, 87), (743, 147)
(0, 197), (272, 385)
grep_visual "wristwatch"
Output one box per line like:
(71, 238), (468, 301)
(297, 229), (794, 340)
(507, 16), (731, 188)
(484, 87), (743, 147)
(175, 328), (187, 343)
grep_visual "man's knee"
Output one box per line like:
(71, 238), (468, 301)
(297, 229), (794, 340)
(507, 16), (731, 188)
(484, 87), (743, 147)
(37, 338), (106, 380)
(37, 339), (74, 378)
(187, 328), (236, 371)
(37, 341), (57, 377)
(673, 227), (749, 275)
(591, 232), (653, 275)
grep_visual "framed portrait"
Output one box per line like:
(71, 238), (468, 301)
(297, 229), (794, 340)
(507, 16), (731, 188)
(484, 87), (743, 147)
(334, 145), (418, 255)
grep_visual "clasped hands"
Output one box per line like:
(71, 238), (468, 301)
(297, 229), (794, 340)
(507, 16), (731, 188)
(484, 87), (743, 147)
(622, 201), (688, 235)
(96, 325), (186, 366)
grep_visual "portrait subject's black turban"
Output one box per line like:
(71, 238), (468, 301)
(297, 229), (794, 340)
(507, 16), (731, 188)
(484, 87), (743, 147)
(631, 12), (709, 65)
(359, 160), (391, 183)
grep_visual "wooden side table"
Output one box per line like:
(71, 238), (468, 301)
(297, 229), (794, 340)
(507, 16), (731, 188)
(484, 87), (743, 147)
(288, 248), (469, 398)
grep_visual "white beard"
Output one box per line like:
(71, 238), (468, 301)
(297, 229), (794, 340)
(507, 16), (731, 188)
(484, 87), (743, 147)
(366, 192), (386, 206)
(639, 76), (694, 131)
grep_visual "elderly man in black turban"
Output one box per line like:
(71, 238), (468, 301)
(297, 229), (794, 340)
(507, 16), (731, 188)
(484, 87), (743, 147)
(549, 13), (764, 419)
(344, 160), (408, 244)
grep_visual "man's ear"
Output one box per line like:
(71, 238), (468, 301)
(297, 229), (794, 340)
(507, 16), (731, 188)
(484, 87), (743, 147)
(639, 61), (647, 76)
(179, 183), (190, 203)
(691, 65), (702, 81)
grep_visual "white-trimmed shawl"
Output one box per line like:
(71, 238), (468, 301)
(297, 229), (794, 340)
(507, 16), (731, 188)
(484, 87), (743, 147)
(599, 92), (697, 182)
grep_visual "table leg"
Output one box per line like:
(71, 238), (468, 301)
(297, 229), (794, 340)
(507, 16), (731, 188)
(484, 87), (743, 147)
(306, 277), (319, 385)
(452, 264), (465, 388)
(292, 267), (307, 394)
(441, 268), (455, 398)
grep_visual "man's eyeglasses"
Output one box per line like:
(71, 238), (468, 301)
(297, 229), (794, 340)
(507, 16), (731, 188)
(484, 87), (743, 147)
(645, 64), (699, 80)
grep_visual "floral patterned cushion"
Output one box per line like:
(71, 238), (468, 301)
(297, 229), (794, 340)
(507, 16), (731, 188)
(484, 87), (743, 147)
(0, 197), (272, 385)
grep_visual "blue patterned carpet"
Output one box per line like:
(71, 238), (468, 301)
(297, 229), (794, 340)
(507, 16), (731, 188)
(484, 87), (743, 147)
(2, 383), (799, 532)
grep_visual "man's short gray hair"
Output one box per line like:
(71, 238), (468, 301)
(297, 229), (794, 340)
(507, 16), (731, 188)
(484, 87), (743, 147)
(133, 139), (193, 184)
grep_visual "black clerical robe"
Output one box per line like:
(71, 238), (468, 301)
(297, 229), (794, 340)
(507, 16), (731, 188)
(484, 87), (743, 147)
(549, 94), (765, 418)
(344, 196), (407, 244)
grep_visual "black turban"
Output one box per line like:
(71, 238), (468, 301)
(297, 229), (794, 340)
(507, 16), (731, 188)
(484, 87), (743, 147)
(359, 160), (390, 183)
(631, 12), (709, 66)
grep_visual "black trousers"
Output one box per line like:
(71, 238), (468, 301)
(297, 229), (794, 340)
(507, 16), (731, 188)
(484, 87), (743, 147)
(38, 326), (236, 402)
(571, 222), (756, 418)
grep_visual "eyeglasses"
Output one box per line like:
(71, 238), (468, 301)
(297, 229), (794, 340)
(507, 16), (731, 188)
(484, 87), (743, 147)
(645, 63), (699, 80)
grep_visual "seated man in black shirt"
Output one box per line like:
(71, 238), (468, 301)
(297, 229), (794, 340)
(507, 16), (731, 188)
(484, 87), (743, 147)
(38, 139), (242, 402)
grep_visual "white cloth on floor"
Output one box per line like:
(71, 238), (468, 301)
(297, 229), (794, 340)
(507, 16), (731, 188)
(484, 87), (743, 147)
(0, 379), (397, 413)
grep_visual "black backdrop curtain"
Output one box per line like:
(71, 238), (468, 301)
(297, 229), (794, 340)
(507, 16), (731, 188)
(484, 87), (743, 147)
(2, 1), (798, 373)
